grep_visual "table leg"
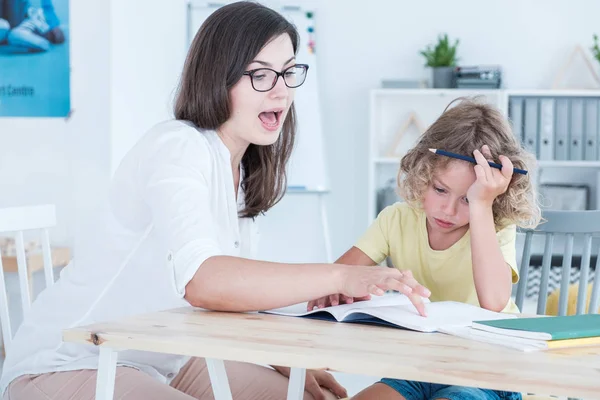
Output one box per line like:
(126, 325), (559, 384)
(206, 358), (233, 400)
(287, 367), (306, 400)
(96, 347), (118, 400)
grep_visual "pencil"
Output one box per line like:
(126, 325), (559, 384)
(428, 148), (528, 175)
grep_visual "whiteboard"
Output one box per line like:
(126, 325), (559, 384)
(188, 1), (328, 192)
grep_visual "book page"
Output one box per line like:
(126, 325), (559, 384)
(263, 293), (416, 320)
(357, 301), (517, 333)
(439, 326), (544, 352)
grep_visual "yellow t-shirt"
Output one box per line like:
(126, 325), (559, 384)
(355, 202), (520, 313)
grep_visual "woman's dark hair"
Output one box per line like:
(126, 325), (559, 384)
(174, 1), (299, 218)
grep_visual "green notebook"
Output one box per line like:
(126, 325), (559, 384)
(471, 314), (600, 341)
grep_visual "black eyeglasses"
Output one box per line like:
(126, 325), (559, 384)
(243, 64), (309, 92)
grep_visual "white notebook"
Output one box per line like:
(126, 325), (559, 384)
(263, 294), (515, 333)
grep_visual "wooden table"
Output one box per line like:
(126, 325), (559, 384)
(1, 246), (70, 296)
(62, 306), (600, 400)
(1, 246), (71, 274)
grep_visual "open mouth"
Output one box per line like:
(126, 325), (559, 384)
(258, 109), (284, 131)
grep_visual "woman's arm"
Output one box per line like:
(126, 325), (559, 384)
(185, 254), (414, 312)
(142, 132), (415, 312)
(312, 246), (377, 308)
(306, 247), (430, 316)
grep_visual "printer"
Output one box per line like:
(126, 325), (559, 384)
(454, 65), (502, 89)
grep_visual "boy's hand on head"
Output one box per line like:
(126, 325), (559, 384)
(467, 144), (513, 208)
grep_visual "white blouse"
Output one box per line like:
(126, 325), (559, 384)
(0, 120), (260, 394)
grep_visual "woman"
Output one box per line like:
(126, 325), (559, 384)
(0, 2), (429, 399)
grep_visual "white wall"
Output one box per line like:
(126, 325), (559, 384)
(109, 0), (188, 174)
(68, 0), (113, 255)
(1, 0), (600, 262)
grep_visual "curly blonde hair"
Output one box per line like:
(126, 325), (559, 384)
(398, 97), (542, 230)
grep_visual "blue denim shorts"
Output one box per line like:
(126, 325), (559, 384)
(380, 378), (522, 400)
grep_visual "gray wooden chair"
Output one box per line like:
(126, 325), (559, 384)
(515, 210), (600, 400)
(515, 210), (600, 317)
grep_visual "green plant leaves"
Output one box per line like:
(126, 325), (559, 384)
(420, 33), (460, 67)
(591, 34), (600, 64)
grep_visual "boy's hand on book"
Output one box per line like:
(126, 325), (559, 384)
(308, 293), (371, 310)
(272, 366), (347, 399)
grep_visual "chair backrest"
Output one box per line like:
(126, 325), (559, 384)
(0, 204), (57, 352)
(515, 210), (600, 316)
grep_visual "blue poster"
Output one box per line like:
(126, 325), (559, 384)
(0, 0), (69, 117)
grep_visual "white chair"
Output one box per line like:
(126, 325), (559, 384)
(0, 204), (58, 354)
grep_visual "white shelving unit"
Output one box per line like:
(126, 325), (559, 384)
(367, 88), (600, 223)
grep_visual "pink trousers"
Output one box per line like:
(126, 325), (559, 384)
(5, 357), (339, 399)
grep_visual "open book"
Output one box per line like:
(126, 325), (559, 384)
(263, 293), (516, 333)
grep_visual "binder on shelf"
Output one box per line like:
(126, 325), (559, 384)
(569, 98), (584, 161)
(523, 98), (539, 158)
(538, 98), (555, 161)
(554, 98), (570, 161)
(509, 97), (524, 144)
(584, 98), (598, 161)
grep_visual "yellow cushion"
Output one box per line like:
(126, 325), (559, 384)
(545, 282), (598, 316)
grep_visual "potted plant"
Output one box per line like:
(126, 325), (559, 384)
(591, 34), (600, 64)
(420, 33), (460, 88)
